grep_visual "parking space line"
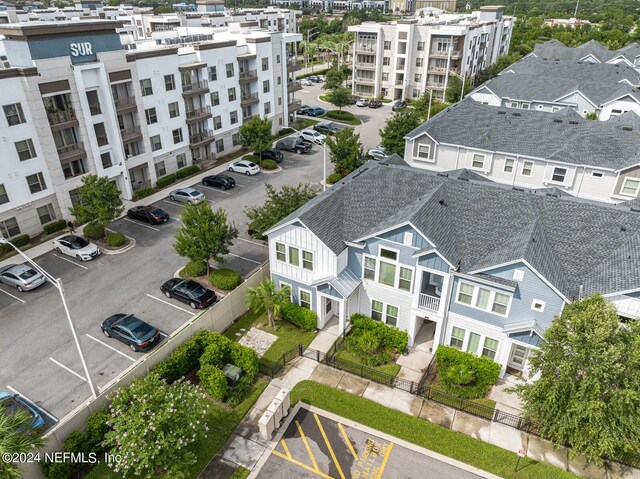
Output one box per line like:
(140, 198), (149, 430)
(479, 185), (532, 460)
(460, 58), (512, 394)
(236, 237), (267, 247)
(199, 185), (231, 195)
(376, 442), (394, 479)
(337, 423), (358, 461)
(123, 217), (160, 231)
(49, 358), (87, 382)
(6, 386), (58, 423)
(228, 253), (261, 264)
(272, 450), (334, 479)
(280, 439), (292, 458)
(86, 333), (136, 362)
(145, 293), (195, 316)
(229, 173), (260, 182)
(314, 413), (346, 479)
(0, 288), (26, 303)
(52, 254), (89, 270)
(234, 183), (246, 188)
(296, 420), (319, 471)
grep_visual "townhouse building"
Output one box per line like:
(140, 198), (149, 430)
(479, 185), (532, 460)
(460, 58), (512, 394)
(348, 6), (513, 101)
(0, 20), (301, 240)
(402, 98), (640, 205)
(265, 159), (640, 377)
(469, 56), (640, 120)
(533, 39), (640, 71)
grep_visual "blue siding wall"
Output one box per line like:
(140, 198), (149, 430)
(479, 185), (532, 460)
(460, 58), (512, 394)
(347, 247), (364, 278)
(449, 276), (510, 328)
(317, 283), (343, 299)
(271, 273), (318, 311)
(417, 252), (450, 273)
(377, 224), (431, 249)
(365, 237), (419, 267)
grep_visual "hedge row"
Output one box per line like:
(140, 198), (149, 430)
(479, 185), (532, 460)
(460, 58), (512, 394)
(157, 173), (178, 189)
(243, 154), (260, 163)
(83, 222), (105, 240)
(176, 165), (199, 179)
(262, 159), (278, 170)
(326, 110), (355, 121)
(184, 260), (208, 277)
(43, 219), (67, 235)
(281, 303), (318, 331)
(0, 234), (30, 254)
(107, 232), (126, 247)
(133, 187), (154, 200)
(209, 268), (242, 290)
(435, 345), (501, 399)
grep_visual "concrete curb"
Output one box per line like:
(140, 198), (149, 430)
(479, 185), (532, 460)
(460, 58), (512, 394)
(261, 166), (283, 174)
(99, 235), (136, 256)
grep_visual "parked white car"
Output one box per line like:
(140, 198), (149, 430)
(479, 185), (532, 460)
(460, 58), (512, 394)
(299, 129), (326, 145)
(229, 160), (261, 175)
(53, 235), (101, 261)
(169, 187), (205, 204)
(367, 147), (389, 161)
(300, 78), (313, 86)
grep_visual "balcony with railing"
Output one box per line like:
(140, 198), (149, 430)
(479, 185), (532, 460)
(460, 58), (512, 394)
(356, 62), (376, 70)
(189, 129), (214, 147)
(288, 99), (302, 111)
(287, 60), (301, 72)
(47, 109), (78, 129)
(355, 77), (375, 84)
(181, 80), (210, 97)
(114, 96), (137, 113)
(57, 142), (85, 161)
(426, 81), (446, 89)
(417, 272), (444, 313)
(240, 92), (260, 106)
(427, 66), (447, 74)
(287, 81), (302, 92)
(418, 293), (441, 312)
(242, 113), (256, 122)
(430, 49), (461, 59)
(355, 44), (376, 53)
(239, 69), (258, 83)
(186, 105), (212, 123)
(120, 126), (142, 142)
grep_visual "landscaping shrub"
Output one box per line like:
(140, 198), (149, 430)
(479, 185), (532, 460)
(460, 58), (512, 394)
(106, 231), (126, 247)
(210, 268), (242, 290)
(85, 407), (111, 453)
(243, 154), (260, 163)
(183, 260), (207, 277)
(230, 343), (259, 377)
(200, 335), (233, 368)
(345, 314), (408, 366)
(261, 159), (278, 170)
(0, 243), (10, 254)
(5, 234), (30, 249)
(326, 110), (355, 121)
(154, 330), (218, 382)
(350, 314), (408, 352)
(198, 363), (228, 401)
(133, 187), (154, 200)
(435, 346), (501, 399)
(43, 219), (67, 235)
(83, 222), (105, 240)
(327, 173), (343, 184)
(227, 374), (256, 407)
(278, 127), (294, 136)
(41, 460), (72, 479)
(176, 165), (199, 179)
(156, 173), (177, 189)
(281, 302), (318, 331)
(63, 430), (90, 456)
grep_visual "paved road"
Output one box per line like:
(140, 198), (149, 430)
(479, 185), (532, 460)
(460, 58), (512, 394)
(0, 148), (326, 421)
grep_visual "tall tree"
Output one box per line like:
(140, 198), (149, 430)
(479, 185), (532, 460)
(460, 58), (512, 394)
(322, 64), (350, 90)
(174, 204), (239, 276)
(511, 294), (640, 465)
(69, 174), (124, 229)
(239, 116), (273, 164)
(326, 128), (366, 176)
(0, 405), (44, 479)
(326, 87), (353, 112)
(244, 183), (317, 238)
(444, 75), (474, 104)
(379, 109), (422, 157)
(245, 279), (290, 328)
(410, 91), (449, 121)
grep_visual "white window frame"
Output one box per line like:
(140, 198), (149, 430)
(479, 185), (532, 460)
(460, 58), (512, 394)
(275, 242), (286, 262)
(371, 299), (384, 321)
(299, 288), (312, 309)
(302, 250), (314, 271)
(385, 304), (399, 327)
(449, 326), (465, 349)
(471, 153), (485, 170)
(403, 231), (413, 246)
(591, 171), (604, 178)
(363, 255), (376, 280)
(364, 248), (413, 293)
(509, 102), (518, 108)
(550, 166), (567, 184)
(503, 158), (514, 173)
(279, 281), (292, 302)
(455, 281), (512, 317)
(416, 144), (431, 161)
(481, 337), (499, 360)
(521, 161), (533, 176)
(512, 269), (524, 281)
(288, 246), (300, 267)
(621, 177), (640, 197)
(531, 299), (546, 312)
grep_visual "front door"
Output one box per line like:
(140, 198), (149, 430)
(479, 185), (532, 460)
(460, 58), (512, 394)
(507, 344), (529, 370)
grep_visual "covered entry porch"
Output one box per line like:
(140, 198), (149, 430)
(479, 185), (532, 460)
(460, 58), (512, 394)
(313, 268), (361, 336)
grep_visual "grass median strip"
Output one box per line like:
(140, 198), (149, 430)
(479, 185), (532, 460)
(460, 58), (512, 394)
(290, 380), (581, 479)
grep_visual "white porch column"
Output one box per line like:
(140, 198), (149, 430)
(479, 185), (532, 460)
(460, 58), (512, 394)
(338, 299), (346, 335)
(315, 292), (327, 329)
(433, 320), (443, 352)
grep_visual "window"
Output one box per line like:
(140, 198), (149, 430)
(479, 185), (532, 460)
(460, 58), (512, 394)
(531, 300), (545, 312)
(140, 79), (153, 96)
(382, 73), (389, 81)
(398, 267), (412, 292)
(386, 305), (398, 326)
(37, 203), (55, 224)
(592, 171), (603, 178)
(230, 111), (238, 124)
(0, 217), (20, 238)
(513, 269), (524, 281)
(417, 144), (430, 160)
(371, 300), (384, 321)
(150, 135), (162, 152)
(176, 153), (186, 169)
(621, 178), (640, 196)
(302, 251), (313, 270)
(275, 242), (286, 261)
(262, 57), (269, 71)
(228, 88), (236, 102)
(414, 73), (422, 82)
(26, 173), (46, 194)
(510, 102), (519, 108)
(216, 139), (224, 153)
(101, 152), (112, 168)
(4, 103), (25, 126)
(364, 256), (376, 280)
(145, 107), (157, 125)
(492, 292), (510, 315)
(300, 290), (311, 309)
(504, 158), (514, 173)
(263, 80), (270, 94)
(481, 337), (499, 360)
(277, 76), (281, 85)
(521, 161), (533, 176)
(384, 41), (391, 50)
(213, 116), (222, 130)
(15, 139), (36, 161)
(415, 58), (423, 67)
(161, 99), (179, 118)
(62, 159), (86, 179)
(450, 326), (465, 349)
(276, 54), (281, 63)
(0, 184), (8, 205)
(380, 248), (398, 260)
(475, 288), (491, 309)
(164, 74), (175, 91)
(521, 103), (530, 110)
(211, 92), (220, 106)
(172, 128), (183, 144)
(466, 332), (481, 354)
(289, 246), (299, 266)
(551, 167), (567, 183)
(417, 41), (425, 51)
(208, 66), (217, 81)
(155, 161), (166, 177)
(383, 57), (390, 66)
(457, 283), (474, 305)
(226, 63), (234, 78)
(378, 261), (396, 286)
(471, 154), (485, 169)
(404, 232), (413, 246)
(232, 133), (240, 147)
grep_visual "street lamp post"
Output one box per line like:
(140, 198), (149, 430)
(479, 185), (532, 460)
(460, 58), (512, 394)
(290, 128), (327, 192)
(0, 238), (98, 399)
(305, 27), (320, 72)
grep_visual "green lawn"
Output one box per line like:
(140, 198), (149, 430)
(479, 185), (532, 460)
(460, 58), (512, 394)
(291, 381), (581, 479)
(86, 380), (268, 479)
(290, 118), (320, 130)
(230, 466), (250, 479)
(335, 347), (401, 377)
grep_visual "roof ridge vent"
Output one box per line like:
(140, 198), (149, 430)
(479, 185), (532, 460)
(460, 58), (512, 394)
(554, 118), (563, 123)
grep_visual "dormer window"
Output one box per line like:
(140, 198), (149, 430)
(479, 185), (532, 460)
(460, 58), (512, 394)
(551, 167), (567, 183)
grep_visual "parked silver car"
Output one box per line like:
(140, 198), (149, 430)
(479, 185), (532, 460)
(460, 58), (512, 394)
(0, 264), (46, 292)
(169, 187), (205, 204)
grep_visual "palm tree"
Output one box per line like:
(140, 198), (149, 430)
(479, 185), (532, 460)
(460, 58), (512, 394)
(0, 405), (44, 479)
(245, 279), (291, 328)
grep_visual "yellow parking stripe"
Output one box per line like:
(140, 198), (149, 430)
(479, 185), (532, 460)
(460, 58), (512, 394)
(314, 413), (346, 479)
(337, 423), (358, 461)
(272, 450), (336, 479)
(375, 442), (394, 479)
(296, 419), (320, 471)
(281, 439), (292, 458)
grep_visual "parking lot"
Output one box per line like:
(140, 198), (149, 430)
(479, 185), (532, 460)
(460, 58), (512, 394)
(256, 407), (485, 479)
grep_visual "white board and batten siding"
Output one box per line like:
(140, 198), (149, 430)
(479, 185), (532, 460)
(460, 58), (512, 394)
(268, 224), (337, 283)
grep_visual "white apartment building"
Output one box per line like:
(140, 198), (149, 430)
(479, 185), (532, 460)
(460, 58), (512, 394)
(0, 20), (301, 241)
(348, 6), (513, 100)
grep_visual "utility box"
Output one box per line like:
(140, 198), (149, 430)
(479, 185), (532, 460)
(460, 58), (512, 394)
(222, 363), (242, 386)
(268, 398), (283, 424)
(259, 410), (275, 440)
(276, 388), (290, 416)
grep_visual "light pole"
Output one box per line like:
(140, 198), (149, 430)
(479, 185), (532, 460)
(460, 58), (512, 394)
(290, 128), (327, 192)
(305, 27), (320, 72)
(0, 238), (98, 399)
(448, 70), (467, 102)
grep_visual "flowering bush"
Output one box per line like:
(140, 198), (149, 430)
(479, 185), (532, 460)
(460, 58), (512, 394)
(103, 372), (210, 478)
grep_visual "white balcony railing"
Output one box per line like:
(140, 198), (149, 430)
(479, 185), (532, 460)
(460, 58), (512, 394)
(418, 293), (440, 312)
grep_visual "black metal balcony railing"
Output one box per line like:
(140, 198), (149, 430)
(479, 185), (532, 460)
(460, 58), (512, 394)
(186, 105), (212, 121)
(47, 109), (77, 126)
(182, 80), (210, 96)
(288, 99), (302, 111)
(240, 92), (259, 106)
(114, 97), (137, 112)
(57, 142), (85, 160)
(242, 113), (255, 122)
(189, 130), (214, 146)
(120, 126), (142, 142)
(239, 70), (258, 82)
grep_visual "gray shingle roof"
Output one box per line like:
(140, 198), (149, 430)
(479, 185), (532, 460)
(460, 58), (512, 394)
(405, 98), (640, 171)
(270, 161), (640, 299)
(533, 39), (640, 64)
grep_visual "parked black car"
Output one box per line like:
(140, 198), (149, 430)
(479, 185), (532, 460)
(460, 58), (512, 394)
(127, 206), (170, 224)
(308, 75), (322, 83)
(392, 100), (407, 111)
(313, 122), (342, 135)
(254, 148), (284, 163)
(161, 279), (217, 309)
(275, 137), (313, 154)
(101, 314), (161, 352)
(202, 174), (236, 190)
(369, 100), (383, 108)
